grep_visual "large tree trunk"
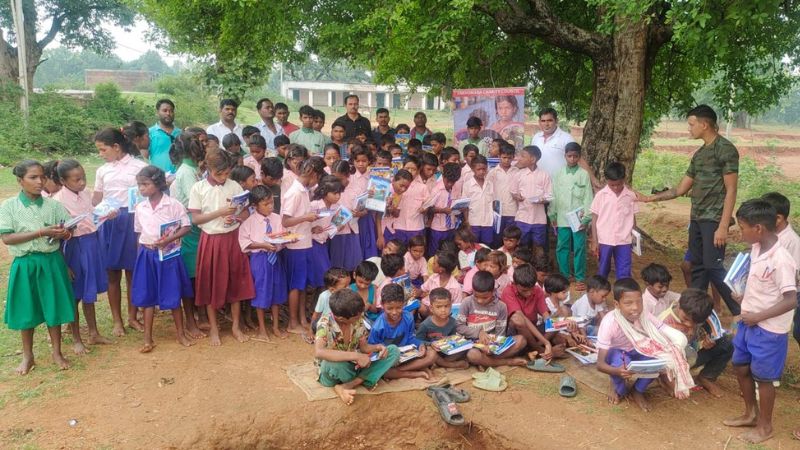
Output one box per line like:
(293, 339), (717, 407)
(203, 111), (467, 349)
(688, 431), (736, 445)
(0, 3), (44, 91)
(583, 20), (649, 184)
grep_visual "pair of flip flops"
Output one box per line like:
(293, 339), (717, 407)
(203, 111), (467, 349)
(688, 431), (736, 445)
(427, 384), (470, 426)
(472, 368), (508, 392)
(526, 359), (577, 397)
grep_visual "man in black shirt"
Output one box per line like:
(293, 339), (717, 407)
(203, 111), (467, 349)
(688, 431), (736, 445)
(336, 95), (372, 140)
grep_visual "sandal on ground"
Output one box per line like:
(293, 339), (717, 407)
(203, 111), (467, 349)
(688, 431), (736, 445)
(472, 368), (508, 392)
(430, 389), (465, 425)
(526, 358), (565, 373)
(559, 375), (578, 397)
(428, 384), (470, 403)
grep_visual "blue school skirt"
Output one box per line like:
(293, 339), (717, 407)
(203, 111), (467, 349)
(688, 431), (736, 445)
(62, 233), (108, 303)
(309, 241), (331, 288)
(285, 247), (314, 291)
(249, 251), (288, 309)
(131, 247), (193, 310)
(99, 207), (138, 271)
(329, 233), (362, 272)
(358, 214), (378, 259)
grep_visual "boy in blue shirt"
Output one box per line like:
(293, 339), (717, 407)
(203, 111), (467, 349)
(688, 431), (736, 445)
(369, 284), (438, 380)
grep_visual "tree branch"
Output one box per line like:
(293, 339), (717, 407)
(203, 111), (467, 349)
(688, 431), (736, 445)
(36, 13), (65, 50)
(474, 0), (609, 58)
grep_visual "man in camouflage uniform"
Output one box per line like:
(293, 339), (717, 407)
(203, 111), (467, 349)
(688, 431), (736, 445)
(638, 105), (740, 315)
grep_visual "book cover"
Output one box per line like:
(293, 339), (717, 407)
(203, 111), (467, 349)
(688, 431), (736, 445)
(127, 186), (145, 211)
(365, 176), (391, 213)
(355, 192), (368, 211)
(488, 335), (515, 355)
(392, 274), (414, 300)
(487, 157), (500, 170)
(158, 219), (182, 261)
(705, 310), (727, 341)
(565, 206), (584, 233)
(492, 200), (502, 234)
(724, 252), (751, 297)
(626, 359), (667, 378)
(566, 344), (598, 365)
(265, 231), (303, 244)
(369, 167), (392, 180)
(391, 157), (403, 175)
(395, 133), (410, 152)
(63, 213), (89, 231)
(327, 206), (354, 238)
(431, 335), (474, 355)
(397, 344), (422, 363)
(92, 198), (123, 226)
(449, 197), (471, 211)
(631, 229), (642, 256)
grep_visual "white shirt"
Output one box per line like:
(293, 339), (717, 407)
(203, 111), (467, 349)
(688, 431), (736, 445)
(206, 121), (244, 149)
(254, 120), (284, 150)
(777, 224), (800, 287)
(532, 127), (576, 179)
(570, 293), (608, 319)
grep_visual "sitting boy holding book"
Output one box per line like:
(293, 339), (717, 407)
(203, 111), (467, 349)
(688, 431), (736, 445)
(415, 288), (470, 369)
(315, 290), (400, 405)
(368, 284), (439, 379)
(457, 271), (527, 367)
(659, 288), (732, 398)
(500, 263), (554, 359)
(596, 278), (694, 412)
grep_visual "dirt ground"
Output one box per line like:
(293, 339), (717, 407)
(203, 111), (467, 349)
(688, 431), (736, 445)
(4, 123), (800, 449)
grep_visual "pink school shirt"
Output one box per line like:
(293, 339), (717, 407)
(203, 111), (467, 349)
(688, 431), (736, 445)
(310, 199), (337, 244)
(238, 211), (283, 253)
(487, 165), (518, 218)
(590, 185), (639, 246)
(510, 167), (552, 225)
(134, 194), (190, 245)
(280, 169), (297, 201)
(338, 179), (361, 235)
(385, 180), (426, 233)
(404, 252), (426, 280)
(94, 154), (148, 205)
(462, 176), (494, 227)
(642, 289), (680, 317)
(242, 155), (263, 180)
(281, 179), (313, 250)
(741, 242), (798, 334)
(430, 179), (461, 232)
(421, 273), (463, 306)
(596, 311), (665, 352)
(50, 188), (95, 237)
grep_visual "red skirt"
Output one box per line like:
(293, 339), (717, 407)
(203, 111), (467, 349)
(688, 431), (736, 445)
(195, 229), (255, 310)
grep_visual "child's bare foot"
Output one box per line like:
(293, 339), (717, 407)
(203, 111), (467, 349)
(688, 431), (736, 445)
(724, 412), (758, 427)
(630, 391), (651, 412)
(177, 333), (194, 347)
(527, 351), (539, 360)
(112, 324), (126, 337)
(184, 326), (206, 340)
(510, 357), (528, 367)
(404, 370), (430, 379)
(87, 333), (113, 345)
(198, 321), (212, 332)
(253, 332), (273, 343)
(208, 331), (221, 346)
(334, 384), (356, 405)
(128, 319), (144, 333)
(138, 342), (156, 353)
(273, 326), (288, 339)
(551, 343), (567, 358)
(607, 388), (620, 405)
(231, 328), (250, 343)
(73, 342), (89, 355)
(738, 427), (773, 444)
(15, 357), (35, 375)
(697, 376), (724, 398)
(287, 325), (306, 335)
(52, 352), (70, 370)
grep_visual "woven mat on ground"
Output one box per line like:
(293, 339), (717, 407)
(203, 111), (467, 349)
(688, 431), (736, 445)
(561, 357), (609, 395)
(286, 362), (516, 402)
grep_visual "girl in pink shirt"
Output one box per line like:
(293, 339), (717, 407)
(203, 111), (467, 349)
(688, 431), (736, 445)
(309, 175), (344, 289)
(238, 185), (288, 341)
(51, 159), (110, 354)
(323, 144), (341, 173)
(377, 169), (413, 249)
(390, 156), (427, 244)
(329, 160), (363, 271)
(92, 128), (148, 336)
(131, 166), (194, 353)
(404, 235), (428, 287)
(349, 146), (379, 259)
(280, 145), (308, 199)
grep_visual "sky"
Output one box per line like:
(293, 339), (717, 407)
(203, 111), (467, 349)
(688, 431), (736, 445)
(105, 20), (182, 64)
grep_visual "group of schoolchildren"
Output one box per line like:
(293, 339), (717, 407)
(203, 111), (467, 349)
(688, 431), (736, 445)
(3, 99), (800, 443)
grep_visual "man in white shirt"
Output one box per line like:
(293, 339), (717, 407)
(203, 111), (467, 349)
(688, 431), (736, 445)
(532, 108), (576, 179)
(206, 99), (244, 149)
(253, 98), (284, 151)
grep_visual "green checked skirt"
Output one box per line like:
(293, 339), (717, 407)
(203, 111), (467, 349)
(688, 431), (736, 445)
(4, 251), (75, 330)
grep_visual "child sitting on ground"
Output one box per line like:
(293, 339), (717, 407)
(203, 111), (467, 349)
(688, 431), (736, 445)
(659, 288), (732, 398)
(501, 264), (554, 359)
(596, 278), (694, 412)
(497, 225), (521, 267)
(350, 261), (380, 323)
(724, 199), (797, 444)
(368, 284), (439, 379)
(315, 290), (400, 405)
(311, 267), (351, 333)
(404, 235), (428, 287)
(544, 273), (571, 317)
(376, 253), (417, 307)
(641, 263), (680, 317)
(457, 271), (528, 367)
(569, 275), (611, 336)
(415, 288), (470, 369)
(420, 250), (462, 318)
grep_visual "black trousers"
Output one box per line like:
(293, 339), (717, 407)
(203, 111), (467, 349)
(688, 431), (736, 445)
(693, 334), (734, 380)
(688, 220), (740, 315)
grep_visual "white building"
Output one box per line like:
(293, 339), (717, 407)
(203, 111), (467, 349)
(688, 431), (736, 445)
(280, 80), (447, 111)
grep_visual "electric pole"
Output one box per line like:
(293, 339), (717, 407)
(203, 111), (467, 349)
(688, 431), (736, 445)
(10, 0), (29, 117)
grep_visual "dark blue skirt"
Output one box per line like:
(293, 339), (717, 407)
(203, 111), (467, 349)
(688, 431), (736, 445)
(132, 247), (193, 310)
(309, 241), (331, 288)
(358, 214), (378, 259)
(99, 207), (138, 271)
(63, 233), (108, 303)
(249, 251), (288, 309)
(329, 233), (362, 272)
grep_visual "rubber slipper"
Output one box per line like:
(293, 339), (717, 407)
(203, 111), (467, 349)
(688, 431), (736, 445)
(428, 384), (470, 403)
(472, 368), (508, 392)
(559, 375), (577, 397)
(526, 359), (565, 373)
(430, 389), (465, 425)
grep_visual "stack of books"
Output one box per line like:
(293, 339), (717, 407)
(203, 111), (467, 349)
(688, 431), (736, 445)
(626, 359), (667, 378)
(566, 344), (598, 365)
(397, 345), (422, 363)
(473, 335), (516, 355)
(431, 335), (474, 355)
(724, 252), (751, 297)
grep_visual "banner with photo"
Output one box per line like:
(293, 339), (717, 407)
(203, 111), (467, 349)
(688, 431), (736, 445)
(452, 87), (526, 151)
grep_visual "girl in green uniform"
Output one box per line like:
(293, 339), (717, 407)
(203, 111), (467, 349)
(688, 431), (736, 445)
(0, 160), (76, 375)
